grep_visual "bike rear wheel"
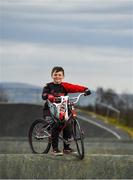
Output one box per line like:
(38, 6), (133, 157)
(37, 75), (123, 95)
(28, 119), (51, 154)
(72, 118), (84, 159)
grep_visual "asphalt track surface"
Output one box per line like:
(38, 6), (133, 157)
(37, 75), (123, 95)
(0, 103), (131, 140)
(77, 111), (131, 140)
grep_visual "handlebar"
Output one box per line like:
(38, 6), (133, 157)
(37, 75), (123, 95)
(47, 92), (86, 104)
(69, 93), (85, 104)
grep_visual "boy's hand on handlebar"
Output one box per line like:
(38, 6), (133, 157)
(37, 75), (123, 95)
(84, 89), (91, 96)
(48, 94), (55, 102)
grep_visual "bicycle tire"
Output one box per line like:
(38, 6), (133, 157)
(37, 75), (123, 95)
(28, 119), (51, 154)
(72, 118), (85, 159)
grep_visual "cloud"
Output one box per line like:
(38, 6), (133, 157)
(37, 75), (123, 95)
(1, 0), (132, 14)
(0, 0), (132, 48)
(1, 22), (132, 48)
(0, 0), (132, 93)
(0, 42), (132, 93)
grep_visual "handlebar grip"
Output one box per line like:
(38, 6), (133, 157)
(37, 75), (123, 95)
(84, 89), (91, 96)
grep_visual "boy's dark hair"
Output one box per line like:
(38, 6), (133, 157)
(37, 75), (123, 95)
(51, 66), (65, 76)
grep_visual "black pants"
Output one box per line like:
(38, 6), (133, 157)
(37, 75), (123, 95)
(51, 121), (72, 149)
(43, 108), (72, 150)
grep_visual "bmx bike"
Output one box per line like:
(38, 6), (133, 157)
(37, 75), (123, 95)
(28, 93), (85, 160)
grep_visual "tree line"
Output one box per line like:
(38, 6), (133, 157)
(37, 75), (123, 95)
(82, 87), (133, 128)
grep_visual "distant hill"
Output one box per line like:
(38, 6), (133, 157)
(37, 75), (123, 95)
(0, 82), (40, 89)
(0, 82), (96, 106)
(0, 82), (43, 104)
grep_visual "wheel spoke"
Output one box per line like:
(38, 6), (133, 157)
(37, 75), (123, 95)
(29, 119), (51, 154)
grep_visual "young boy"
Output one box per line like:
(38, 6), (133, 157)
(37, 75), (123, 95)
(42, 66), (91, 156)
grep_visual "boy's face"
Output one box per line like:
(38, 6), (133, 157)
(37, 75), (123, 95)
(51, 71), (64, 84)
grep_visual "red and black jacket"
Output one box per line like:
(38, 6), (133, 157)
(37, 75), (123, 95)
(42, 82), (88, 100)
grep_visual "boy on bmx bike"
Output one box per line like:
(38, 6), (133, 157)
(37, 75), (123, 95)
(42, 66), (91, 156)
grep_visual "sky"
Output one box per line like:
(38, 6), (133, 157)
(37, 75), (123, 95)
(0, 0), (133, 94)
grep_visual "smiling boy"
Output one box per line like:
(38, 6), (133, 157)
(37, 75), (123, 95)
(42, 66), (91, 156)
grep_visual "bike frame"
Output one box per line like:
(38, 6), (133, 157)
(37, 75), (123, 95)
(46, 93), (85, 143)
(47, 93), (85, 123)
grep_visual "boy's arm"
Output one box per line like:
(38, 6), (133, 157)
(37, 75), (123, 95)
(61, 82), (91, 94)
(42, 83), (56, 102)
(42, 84), (49, 100)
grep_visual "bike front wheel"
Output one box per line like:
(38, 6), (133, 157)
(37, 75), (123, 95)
(72, 118), (85, 159)
(28, 119), (51, 154)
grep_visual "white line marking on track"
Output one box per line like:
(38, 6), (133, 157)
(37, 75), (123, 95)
(78, 115), (122, 140)
(88, 154), (133, 157)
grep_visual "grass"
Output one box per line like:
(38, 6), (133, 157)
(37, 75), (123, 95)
(78, 109), (133, 139)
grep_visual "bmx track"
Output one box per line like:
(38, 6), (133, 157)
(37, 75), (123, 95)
(0, 103), (133, 179)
